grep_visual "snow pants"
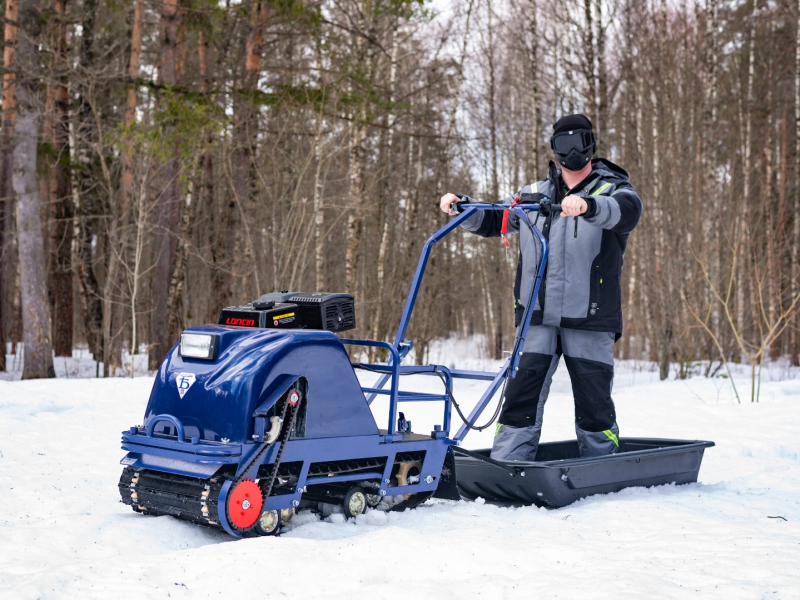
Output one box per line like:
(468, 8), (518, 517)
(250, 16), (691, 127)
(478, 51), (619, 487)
(491, 326), (620, 461)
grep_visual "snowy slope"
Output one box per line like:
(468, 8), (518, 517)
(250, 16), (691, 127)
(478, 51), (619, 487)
(0, 343), (799, 599)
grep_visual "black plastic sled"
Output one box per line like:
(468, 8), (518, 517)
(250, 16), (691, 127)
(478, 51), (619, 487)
(453, 438), (715, 508)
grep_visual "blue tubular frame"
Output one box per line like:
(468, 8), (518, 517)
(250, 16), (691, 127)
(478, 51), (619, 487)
(350, 203), (549, 444)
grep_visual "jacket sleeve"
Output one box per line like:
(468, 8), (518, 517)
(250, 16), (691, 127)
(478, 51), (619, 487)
(459, 188), (529, 238)
(581, 182), (642, 235)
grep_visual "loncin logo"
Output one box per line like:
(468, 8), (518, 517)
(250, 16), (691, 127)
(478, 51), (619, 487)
(225, 317), (256, 327)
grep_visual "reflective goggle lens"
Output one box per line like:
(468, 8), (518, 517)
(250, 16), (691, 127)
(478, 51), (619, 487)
(551, 130), (593, 154)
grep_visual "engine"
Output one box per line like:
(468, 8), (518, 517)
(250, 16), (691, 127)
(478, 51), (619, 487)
(218, 291), (356, 333)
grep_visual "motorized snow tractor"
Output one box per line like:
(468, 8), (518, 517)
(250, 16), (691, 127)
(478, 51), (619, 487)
(119, 201), (714, 537)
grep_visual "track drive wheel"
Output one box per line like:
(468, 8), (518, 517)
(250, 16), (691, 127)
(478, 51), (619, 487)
(395, 461), (422, 487)
(343, 487), (367, 518)
(396, 460), (423, 499)
(366, 493), (381, 508)
(254, 509), (282, 536)
(228, 479), (264, 530)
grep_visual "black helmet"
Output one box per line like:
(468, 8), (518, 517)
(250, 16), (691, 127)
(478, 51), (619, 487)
(550, 114), (596, 171)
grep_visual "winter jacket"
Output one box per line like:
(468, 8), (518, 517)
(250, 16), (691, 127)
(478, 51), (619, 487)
(460, 158), (642, 336)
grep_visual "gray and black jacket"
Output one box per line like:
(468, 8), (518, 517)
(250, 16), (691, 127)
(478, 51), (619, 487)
(460, 159), (642, 336)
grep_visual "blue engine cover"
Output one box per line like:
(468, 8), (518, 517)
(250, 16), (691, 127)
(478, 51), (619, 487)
(144, 326), (378, 443)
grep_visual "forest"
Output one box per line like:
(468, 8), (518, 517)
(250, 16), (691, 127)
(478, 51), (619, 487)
(0, 0), (797, 400)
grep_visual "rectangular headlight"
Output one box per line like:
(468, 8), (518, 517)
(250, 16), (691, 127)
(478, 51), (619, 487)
(180, 333), (218, 360)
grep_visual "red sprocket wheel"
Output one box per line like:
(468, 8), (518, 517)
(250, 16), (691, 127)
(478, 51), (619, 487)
(227, 479), (263, 530)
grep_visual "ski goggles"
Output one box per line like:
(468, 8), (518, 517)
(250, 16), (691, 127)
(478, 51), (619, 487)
(550, 129), (594, 154)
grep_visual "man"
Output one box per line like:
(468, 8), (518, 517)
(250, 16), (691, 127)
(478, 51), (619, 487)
(440, 114), (642, 460)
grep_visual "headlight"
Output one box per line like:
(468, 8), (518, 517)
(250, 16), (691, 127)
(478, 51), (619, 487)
(180, 333), (218, 360)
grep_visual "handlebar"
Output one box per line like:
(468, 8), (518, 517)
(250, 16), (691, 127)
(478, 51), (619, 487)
(453, 195), (562, 215)
(393, 202), (552, 374)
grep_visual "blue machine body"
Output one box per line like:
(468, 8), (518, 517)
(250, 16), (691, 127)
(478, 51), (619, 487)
(120, 204), (549, 537)
(143, 327), (377, 444)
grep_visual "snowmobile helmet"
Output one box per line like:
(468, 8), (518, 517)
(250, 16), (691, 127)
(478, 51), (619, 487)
(550, 114), (596, 171)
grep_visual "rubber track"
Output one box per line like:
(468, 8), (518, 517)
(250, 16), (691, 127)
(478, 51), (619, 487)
(118, 467), (224, 528)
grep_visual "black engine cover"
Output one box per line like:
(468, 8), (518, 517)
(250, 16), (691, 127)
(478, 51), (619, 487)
(219, 292), (356, 333)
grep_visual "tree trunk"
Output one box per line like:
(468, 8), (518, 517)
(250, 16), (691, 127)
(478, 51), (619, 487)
(344, 10), (369, 296)
(528, 0), (540, 179)
(370, 30), (399, 345)
(0, 164), (4, 371)
(582, 0), (597, 128)
(14, 0), (55, 378)
(312, 118), (326, 291)
(486, 0), (503, 357)
(50, 0), (73, 357)
(764, 78), (776, 350)
(345, 116), (366, 293)
(74, 0), (103, 362)
(167, 161), (199, 342)
(703, 0), (720, 344)
(105, 0), (145, 373)
(793, 0), (800, 365)
(736, 0), (757, 362)
(120, 0), (144, 222)
(128, 176), (147, 377)
(149, 0), (180, 369)
(311, 39), (327, 293)
(198, 28), (224, 324)
(487, 0), (498, 201)
(594, 0), (607, 152)
(229, 1), (268, 302)
(0, 0), (18, 372)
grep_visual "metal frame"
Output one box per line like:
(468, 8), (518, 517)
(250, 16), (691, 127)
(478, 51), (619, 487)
(346, 203), (549, 444)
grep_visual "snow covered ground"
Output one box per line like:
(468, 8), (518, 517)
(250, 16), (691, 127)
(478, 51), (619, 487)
(1, 340), (799, 599)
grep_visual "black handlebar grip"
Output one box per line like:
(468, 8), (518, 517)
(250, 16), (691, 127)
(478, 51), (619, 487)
(453, 194), (470, 213)
(538, 202), (562, 215)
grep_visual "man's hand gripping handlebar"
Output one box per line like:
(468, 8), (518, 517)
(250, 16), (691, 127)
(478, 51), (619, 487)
(440, 193), (470, 215)
(440, 192), (562, 216)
